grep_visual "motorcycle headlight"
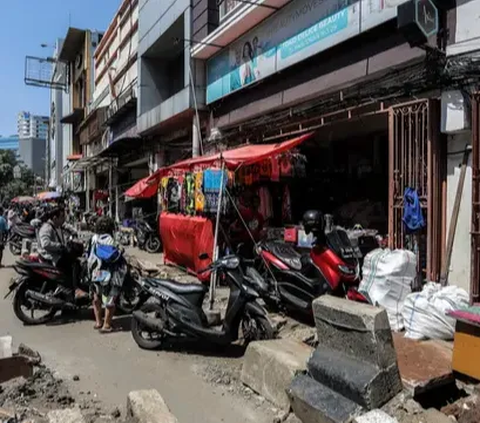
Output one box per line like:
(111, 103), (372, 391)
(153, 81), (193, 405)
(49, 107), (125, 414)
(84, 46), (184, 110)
(338, 265), (355, 275)
(221, 257), (240, 269)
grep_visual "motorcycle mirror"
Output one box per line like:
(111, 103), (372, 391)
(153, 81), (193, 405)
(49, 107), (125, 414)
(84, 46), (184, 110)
(199, 253), (209, 260)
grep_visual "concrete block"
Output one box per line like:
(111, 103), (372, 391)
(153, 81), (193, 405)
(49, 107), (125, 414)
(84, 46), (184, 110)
(47, 408), (86, 423)
(287, 374), (362, 423)
(0, 356), (33, 384)
(241, 339), (313, 412)
(308, 346), (402, 409)
(353, 410), (398, 423)
(312, 296), (397, 369)
(127, 389), (178, 423)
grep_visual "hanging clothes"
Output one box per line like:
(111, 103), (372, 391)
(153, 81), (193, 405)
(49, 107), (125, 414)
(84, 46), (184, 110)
(260, 160), (272, 180)
(183, 173), (195, 215)
(279, 154), (293, 177)
(271, 156), (280, 182)
(203, 169), (228, 213)
(194, 172), (205, 213)
(160, 177), (169, 210)
(403, 187), (425, 232)
(282, 186), (292, 222)
(167, 179), (181, 213)
(257, 186), (273, 220)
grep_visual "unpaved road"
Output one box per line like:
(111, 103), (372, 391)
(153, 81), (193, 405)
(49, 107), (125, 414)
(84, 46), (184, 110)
(0, 250), (275, 423)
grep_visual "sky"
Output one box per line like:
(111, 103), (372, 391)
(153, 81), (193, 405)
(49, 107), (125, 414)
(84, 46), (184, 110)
(0, 0), (121, 137)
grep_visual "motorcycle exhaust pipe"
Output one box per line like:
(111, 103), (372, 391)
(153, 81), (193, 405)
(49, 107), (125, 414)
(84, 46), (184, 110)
(132, 310), (165, 332)
(25, 290), (64, 307)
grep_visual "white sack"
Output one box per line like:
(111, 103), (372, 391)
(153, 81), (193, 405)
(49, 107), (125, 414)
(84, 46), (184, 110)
(402, 282), (469, 340)
(359, 248), (417, 331)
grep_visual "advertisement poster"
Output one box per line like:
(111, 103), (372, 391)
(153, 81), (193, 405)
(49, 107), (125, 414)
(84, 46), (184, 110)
(206, 0), (409, 104)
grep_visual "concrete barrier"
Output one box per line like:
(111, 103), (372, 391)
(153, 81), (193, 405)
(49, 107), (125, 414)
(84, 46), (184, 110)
(288, 296), (402, 422)
(241, 339), (313, 412)
(312, 296), (397, 369)
(127, 389), (178, 423)
(47, 408), (86, 423)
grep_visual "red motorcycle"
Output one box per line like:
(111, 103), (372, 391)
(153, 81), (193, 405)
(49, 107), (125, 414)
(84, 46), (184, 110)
(247, 210), (366, 316)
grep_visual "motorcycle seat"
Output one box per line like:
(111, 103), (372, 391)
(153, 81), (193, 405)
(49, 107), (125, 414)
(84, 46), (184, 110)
(14, 224), (35, 237)
(146, 278), (207, 295)
(16, 259), (58, 272)
(264, 241), (303, 270)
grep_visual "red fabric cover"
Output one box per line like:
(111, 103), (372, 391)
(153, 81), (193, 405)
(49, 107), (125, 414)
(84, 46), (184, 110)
(159, 212), (214, 282)
(126, 133), (313, 198)
(125, 175), (158, 199)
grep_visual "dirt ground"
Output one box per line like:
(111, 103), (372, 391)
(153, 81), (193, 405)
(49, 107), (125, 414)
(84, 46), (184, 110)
(0, 363), (124, 423)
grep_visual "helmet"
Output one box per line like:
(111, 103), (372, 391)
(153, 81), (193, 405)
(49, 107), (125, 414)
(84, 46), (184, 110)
(303, 210), (324, 235)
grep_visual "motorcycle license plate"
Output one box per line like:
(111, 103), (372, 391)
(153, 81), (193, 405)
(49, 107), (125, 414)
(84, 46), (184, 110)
(92, 270), (111, 283)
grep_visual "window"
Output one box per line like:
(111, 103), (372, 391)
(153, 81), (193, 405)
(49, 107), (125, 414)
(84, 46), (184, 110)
(219, 0), (243, 21)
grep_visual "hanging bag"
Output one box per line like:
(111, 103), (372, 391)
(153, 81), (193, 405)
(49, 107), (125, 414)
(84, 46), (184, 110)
(403, 187), (425, 232)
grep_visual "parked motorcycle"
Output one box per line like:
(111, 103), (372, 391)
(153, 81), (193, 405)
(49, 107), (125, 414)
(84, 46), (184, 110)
(6, 241), (141, 325)
(247, 210), (364, 316)
(135, 219), (162, 254)
(8, 222), (38, 255)
(130, 254), (274, 350)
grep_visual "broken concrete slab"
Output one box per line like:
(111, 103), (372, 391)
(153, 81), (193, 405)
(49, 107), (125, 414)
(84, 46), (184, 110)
(312, 296), (397, 369)
(0, 356), (33, 384)
(353, 410), (399, 423)
(47, 408), (86, 423)
(392, 333), (454, 396)
(288, 374), (362, 423)
(127, 389), (178, 423)
(399, 408), (453, 423)
(0, 336), (13, 359)
(308, 346), (402, 409)
(241, 339), (313, 412)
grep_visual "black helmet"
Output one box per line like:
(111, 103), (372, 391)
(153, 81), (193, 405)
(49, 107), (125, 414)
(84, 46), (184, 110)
(303, 210), (324, 235)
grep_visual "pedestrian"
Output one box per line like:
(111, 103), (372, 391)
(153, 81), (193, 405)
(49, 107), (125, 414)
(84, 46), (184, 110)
(87, 216), (120, 333)
(0, 207), (8, 267)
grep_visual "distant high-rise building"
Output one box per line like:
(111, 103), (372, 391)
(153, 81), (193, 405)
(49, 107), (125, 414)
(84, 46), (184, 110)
(17, 111), (49, 139)
(0, 135), (19, 153)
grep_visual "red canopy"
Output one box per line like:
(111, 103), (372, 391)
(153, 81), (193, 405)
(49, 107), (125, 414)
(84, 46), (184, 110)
(125, 173), (160, 199)
(125, 133), (313, 199)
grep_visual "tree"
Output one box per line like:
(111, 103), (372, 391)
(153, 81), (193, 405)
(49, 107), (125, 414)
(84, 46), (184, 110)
(0, 150), (34, 204)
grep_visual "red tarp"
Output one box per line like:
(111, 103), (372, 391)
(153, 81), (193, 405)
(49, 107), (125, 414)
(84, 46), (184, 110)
(159, 212), (214, 282)
(125, 173), (160, 199)
(125, 133), (313, 199)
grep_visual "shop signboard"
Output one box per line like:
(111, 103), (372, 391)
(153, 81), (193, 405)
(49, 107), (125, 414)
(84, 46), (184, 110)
(206, 0), (409, 104)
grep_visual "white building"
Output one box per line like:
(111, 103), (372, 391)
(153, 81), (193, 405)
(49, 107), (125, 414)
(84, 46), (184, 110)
(17, 111), (49, 140)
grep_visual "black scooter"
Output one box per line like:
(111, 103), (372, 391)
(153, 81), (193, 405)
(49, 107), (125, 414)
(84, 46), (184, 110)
(130, 254), (274, 350)
(8, 222), (38, 255)
(135, 219), (162, 254)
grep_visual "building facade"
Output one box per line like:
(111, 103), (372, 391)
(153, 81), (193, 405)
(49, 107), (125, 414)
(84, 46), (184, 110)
(0, 135), (19, 152)
(137, 0), (205, 163)
(18, 137), (46, 177)
(17, 112), (49, 139)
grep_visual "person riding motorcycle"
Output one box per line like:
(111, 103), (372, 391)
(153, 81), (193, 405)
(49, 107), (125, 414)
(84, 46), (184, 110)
(37, 206), (86, 301)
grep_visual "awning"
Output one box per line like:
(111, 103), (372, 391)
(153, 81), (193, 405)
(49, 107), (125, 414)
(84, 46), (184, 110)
(125, 173), (159, 199)
(125, 132), (313, 199)
(61, 108), (84, 125)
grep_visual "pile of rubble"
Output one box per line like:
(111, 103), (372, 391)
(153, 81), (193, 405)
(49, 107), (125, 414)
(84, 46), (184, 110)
(0, 339), (125, 423)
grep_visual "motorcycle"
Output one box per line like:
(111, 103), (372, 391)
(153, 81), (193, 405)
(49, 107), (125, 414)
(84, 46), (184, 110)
(135, 219), (162, 254)
(130, 254), (275, 350)
(6, 241), (140, 325)
(8, 222), (38, 255)
(247, 210), (364, 316)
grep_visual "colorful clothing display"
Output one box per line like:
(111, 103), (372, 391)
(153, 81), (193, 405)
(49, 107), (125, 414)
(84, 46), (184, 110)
(194, 172), (205, 213)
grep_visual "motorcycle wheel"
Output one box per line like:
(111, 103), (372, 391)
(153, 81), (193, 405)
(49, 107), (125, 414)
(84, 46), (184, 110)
(131, 302), (166, 350)
(145, 236), (162, 254)
(117, 283), (142, 315)
(13, 283), (57, 325)
(240, 312), (275, 345)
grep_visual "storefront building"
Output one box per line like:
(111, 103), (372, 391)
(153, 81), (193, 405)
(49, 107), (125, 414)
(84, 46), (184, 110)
(191, 0), (452, 284)
(137, 0), (206, 164)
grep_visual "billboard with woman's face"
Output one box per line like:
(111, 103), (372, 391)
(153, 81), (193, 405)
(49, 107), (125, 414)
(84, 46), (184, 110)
(206, 0), (408, 104)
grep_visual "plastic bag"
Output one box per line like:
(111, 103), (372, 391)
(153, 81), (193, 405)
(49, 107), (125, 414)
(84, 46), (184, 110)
(359, 248), (417, 331)
(403, 282), (469, 340)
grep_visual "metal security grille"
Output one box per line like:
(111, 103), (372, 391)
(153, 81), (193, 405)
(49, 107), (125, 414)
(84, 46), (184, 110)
(24, 56), (68, 91)
(389, 99), (442, 282)
(471, 94), (480, 302)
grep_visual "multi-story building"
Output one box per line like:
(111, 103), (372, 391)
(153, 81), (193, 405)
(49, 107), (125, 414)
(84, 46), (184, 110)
(18, 137), (46, 177)
(137, 0), (205, 166)
(0, 135), (19, 153)
(17, 112), (49, 139)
